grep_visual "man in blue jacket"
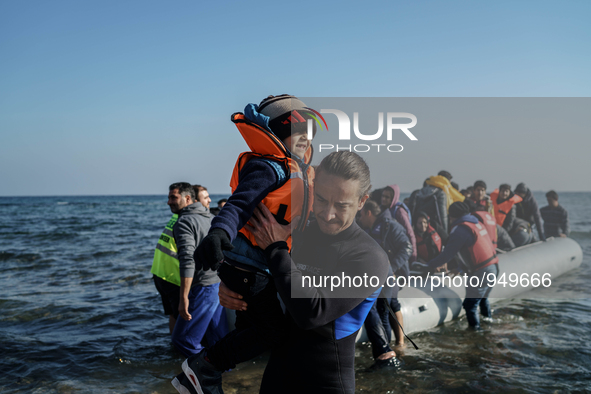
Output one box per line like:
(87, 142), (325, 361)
(423, 202), (499, 330)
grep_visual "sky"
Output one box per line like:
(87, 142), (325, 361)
(1, 0), (590, 196)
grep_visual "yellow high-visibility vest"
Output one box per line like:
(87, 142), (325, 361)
(150, 214), (180, 286)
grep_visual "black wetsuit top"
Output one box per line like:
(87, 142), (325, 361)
(259, 220), (390, 394)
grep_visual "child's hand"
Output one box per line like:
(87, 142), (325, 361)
(195, 228), (234, 271)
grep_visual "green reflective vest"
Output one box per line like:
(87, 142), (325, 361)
(150, 214), (180, 286)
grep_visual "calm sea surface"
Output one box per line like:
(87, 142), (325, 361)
(1, 192), (590, 393)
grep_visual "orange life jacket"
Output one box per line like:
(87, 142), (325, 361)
(229, 113), (314, 250)
(472, 211), (498, 247)
(416, 224), (442, 261)
(456, 220), (499, 271)
(490, 189), (522, 226)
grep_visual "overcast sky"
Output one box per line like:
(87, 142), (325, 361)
(1, 1), (590, 196)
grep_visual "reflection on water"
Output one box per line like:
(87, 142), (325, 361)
(0, 194), (590, 393)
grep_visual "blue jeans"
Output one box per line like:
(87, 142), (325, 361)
(462, 264), (499, 328)
(171, 282), (228, 357)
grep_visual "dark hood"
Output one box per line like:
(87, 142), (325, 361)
(515, 182), (533, 202)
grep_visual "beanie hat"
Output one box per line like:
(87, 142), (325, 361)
(514, 183), (528, 194)
(449, 201), (470, 218)
(258, 95), (317, 141)
(473, 180), (487, 190)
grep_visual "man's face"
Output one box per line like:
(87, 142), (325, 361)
(547, 197), (559, 208)
(516, 192), (526, 199)
(198, 190), (211, 210)
(313, 171), (368, 235)
(499, 188), (511, 201)
(415, 217), (428, 233)
(381, 189), (394, 208)
(168, 189), (191, 214)
(473, 186), (486, 201)
(283, 132), (311, 160)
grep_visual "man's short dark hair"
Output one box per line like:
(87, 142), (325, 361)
(546, 190), (559, 201)
(474, 180), (487, 190)
(438, 170), (452, 180)
(218, 198), (227, 205)
(499, 184), (511, 192)
(170, 182), (195, 200)
(316, 151), (371, 198)
(192, 184), (207, 199)
(451, 181), (459, 191)
(362, 199), (381, 216)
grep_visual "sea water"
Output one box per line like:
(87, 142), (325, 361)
(1, 193), (590, 393)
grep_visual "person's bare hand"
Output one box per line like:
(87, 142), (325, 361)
(244, 203), (299, 250)
(179, 296), (191, 321)
(218, 282), (247, 311)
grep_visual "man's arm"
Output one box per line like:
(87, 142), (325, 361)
(385, 222), (412, 273)
(531, 199), (546, 241)
(265, 242), (388, 330)
(174, 219), (198, 321)
(210, 159), (282, 241)
(561, 207), (570, 236)
(426, 226), (473, 271)
(503, 205), (517, 232)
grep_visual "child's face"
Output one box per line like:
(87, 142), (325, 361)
(283, 132), (311, 159)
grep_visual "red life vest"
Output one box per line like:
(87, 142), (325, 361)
(456, 220), (499, 271)
(229, 113), (314, 251)
(472, 211), (498, 247)
(416, 224), (442, 261)
(490, 189), (522, 226)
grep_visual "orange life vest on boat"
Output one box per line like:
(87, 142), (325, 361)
(472, 211), (498, 247)
(416, 224), (442, 261)
(490, 189), (522, 226)
(456, 220), (499, 271)
(229, 112), (314, 251)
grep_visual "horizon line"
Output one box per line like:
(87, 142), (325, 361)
(2, 190), (591, 198)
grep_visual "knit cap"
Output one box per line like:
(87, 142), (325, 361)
(449, 201), (470, 218)
(258, 95), (317, 141)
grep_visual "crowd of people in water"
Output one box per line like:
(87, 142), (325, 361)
(150, 95), (571, 394)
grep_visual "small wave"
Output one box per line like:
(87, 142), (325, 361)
(31, 231), (79, 241)
(570, 231), (591, 240)
(56, 202), (69, 205)
(0, 251), (43, 263)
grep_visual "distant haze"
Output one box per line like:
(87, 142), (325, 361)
(1, 2), (590, 196)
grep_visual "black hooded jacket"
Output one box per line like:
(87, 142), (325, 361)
(515, 183), (545, 241)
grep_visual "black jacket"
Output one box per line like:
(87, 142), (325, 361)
(515, 183), (545, 241)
